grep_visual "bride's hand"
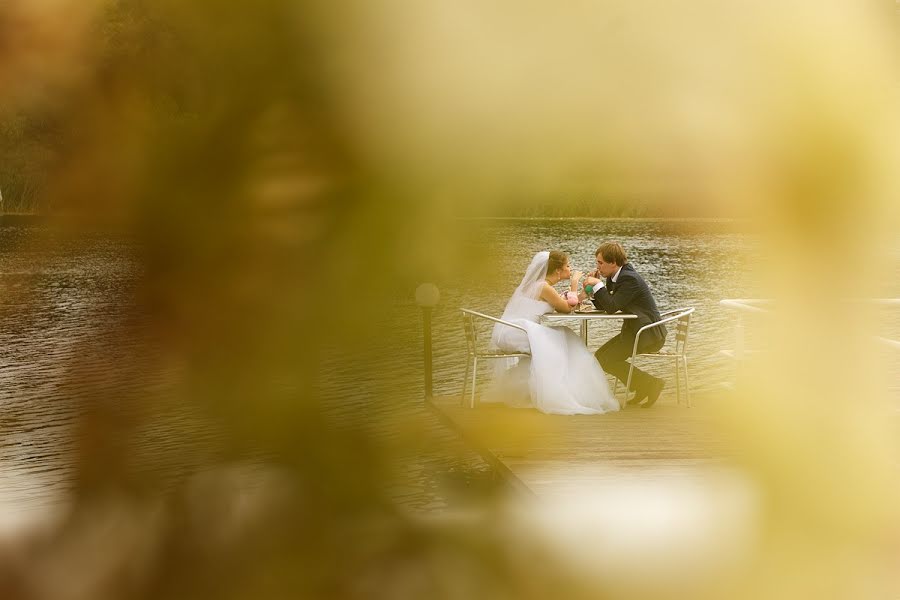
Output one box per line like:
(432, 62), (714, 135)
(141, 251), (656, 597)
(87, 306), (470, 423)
(571, 270), (584, 283)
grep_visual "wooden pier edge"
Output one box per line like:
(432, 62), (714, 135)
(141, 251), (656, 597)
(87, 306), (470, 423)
(425, 397), (535, 497)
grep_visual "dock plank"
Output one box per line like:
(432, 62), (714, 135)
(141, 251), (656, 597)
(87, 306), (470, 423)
(427, 396), (726, 499)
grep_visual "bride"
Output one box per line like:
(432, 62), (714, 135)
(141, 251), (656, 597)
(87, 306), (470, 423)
(488, 251), (619, 415)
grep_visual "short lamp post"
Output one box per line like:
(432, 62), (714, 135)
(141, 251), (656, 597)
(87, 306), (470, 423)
(415, 283), (440, 402)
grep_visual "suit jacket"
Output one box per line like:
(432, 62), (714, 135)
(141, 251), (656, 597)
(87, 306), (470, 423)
(591, 263), (666, 346)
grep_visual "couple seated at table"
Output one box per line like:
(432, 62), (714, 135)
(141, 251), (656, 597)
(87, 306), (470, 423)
(488, 243), (667, 414)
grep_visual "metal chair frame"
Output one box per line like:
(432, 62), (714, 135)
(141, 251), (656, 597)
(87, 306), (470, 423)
(460, 309), (530, 409)
(613, 307), (695, 407)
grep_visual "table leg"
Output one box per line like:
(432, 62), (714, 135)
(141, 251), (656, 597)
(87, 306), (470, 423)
(580, 321), (588, 345)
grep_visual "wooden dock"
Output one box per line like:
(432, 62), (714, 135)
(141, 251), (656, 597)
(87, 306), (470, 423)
(427, 396), (726, 501)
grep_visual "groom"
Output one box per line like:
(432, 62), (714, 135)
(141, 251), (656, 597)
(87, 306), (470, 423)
(584, 242), (667, 408)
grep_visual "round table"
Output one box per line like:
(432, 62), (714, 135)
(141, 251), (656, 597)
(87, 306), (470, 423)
(539, 310), (637, 345)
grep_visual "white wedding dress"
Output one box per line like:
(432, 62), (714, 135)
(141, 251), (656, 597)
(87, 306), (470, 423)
(486, 252), (619, 415)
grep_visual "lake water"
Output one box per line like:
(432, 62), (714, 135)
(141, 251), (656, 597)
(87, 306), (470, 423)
(1, 219), (897, 519)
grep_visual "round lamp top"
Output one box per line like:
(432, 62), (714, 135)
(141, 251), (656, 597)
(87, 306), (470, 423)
(415, 283), (440, 307)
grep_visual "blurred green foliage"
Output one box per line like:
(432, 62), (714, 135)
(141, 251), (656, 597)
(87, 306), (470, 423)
(0, 1), (897, 598)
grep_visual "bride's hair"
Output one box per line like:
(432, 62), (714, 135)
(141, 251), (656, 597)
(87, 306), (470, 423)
(547, 251), (568, 275)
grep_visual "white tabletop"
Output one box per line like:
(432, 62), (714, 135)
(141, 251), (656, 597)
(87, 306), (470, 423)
(540, 310), (636, 344)
(540, 311), (637, 321)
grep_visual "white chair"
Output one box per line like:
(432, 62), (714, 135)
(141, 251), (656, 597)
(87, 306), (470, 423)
(613, 308), (695, 407)
(461, 309), (530, 409)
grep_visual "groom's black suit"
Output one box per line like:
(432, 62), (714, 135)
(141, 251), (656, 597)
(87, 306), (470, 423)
(591, 263), (666, 395)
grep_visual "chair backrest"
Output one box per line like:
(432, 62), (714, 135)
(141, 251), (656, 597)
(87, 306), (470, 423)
(460, 308), (527, 356)
(461, 309), (478, 355)
(660, 308), (693, 354)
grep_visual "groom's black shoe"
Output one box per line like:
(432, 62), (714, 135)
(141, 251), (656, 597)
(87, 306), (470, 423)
(626, 388), (647, 407)
(640, 378), (665, 408)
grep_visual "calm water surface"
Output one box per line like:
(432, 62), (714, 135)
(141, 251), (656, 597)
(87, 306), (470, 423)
(2, 220), (897, 519)
(0, 224), (213, 524)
